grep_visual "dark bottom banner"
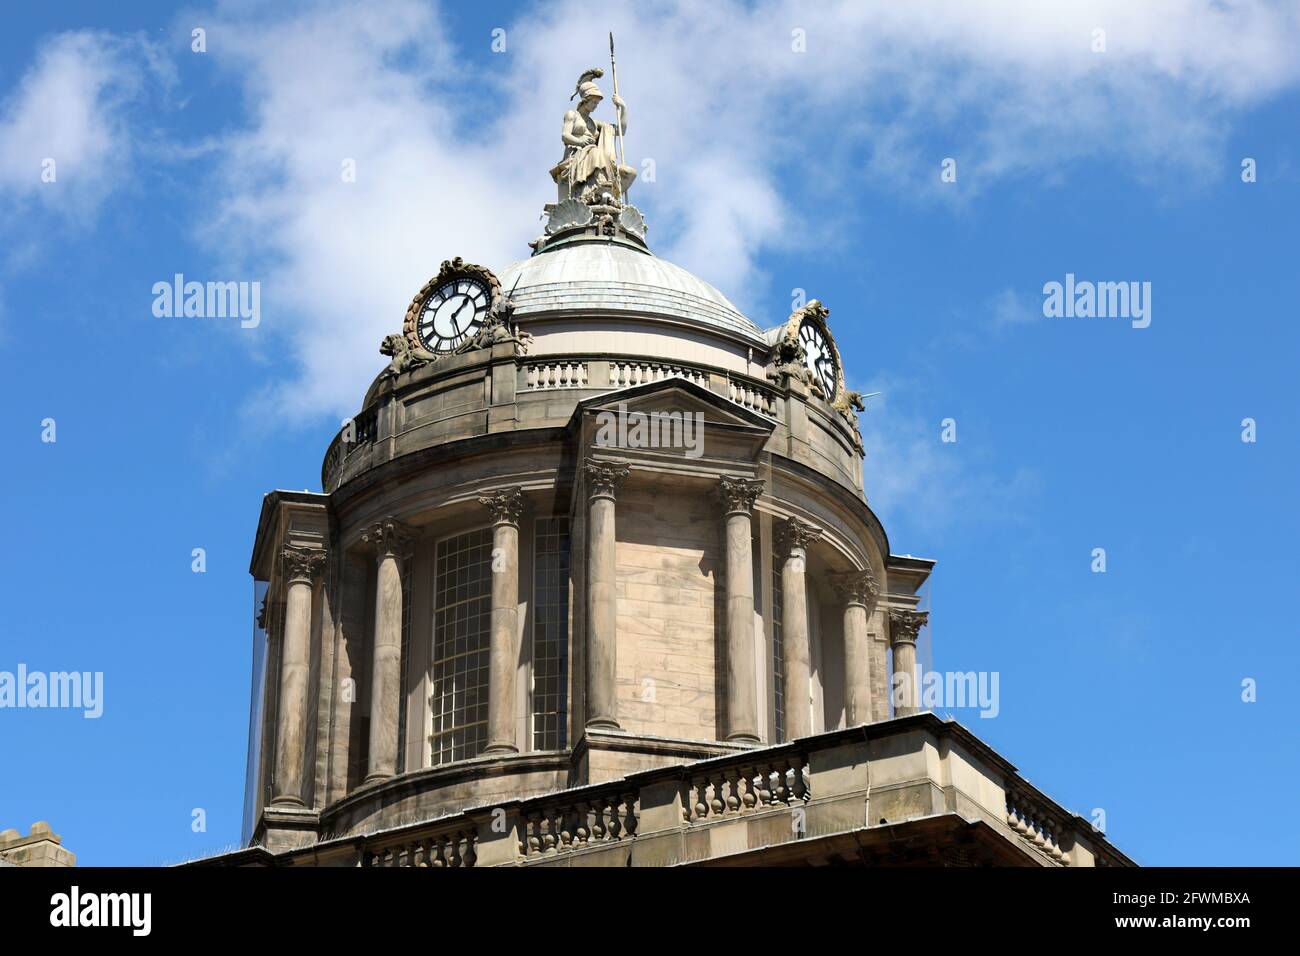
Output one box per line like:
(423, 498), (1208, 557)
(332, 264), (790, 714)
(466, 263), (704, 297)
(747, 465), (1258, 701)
(0, 865), (1291, 942)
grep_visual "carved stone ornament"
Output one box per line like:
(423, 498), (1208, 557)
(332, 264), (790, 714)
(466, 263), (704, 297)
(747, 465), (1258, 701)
(584, 459), (630, 500)
(545, 197), (595, 235)
(281, 546), (327, 584)
(831, 567), (880, 610)
(715, 476), (764, 516)
(478, 487), (526, 526)
(360, 517), (415, 558)
(379, 332), (433, 377)
(387, 257), (531, 372)
(888, 609), (929, 646)
(776, 516), (823, 556)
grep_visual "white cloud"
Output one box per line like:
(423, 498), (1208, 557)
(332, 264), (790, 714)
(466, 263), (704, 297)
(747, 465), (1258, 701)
(192, 0), (1300, 423)
(0, 31), (154, 217)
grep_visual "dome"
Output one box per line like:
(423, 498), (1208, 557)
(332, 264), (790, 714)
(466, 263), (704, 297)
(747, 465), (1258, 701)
(498, 240), (767, 345)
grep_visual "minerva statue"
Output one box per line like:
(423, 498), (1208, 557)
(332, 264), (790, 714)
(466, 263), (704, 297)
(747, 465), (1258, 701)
(550, 67), (636, 206)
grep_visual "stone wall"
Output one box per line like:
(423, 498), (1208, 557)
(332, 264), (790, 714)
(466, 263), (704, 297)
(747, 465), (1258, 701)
(614, 485), (722, 741)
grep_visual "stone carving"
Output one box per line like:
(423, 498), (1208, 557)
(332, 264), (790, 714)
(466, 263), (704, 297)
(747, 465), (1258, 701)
(281, 546), (327, 583)
(766, 302), (831, 390)
(584, 460), (630, 499)
(545, 197), (595, 235)
(380, 332), (433, 377)
(360, 517), (415, 557)
(617, 204), (646, 239)
(834, 390), (866, 414)
(776, 516), (823, 556)
(456, 285), (533, 356)
(715, 476), (764, 515)
(888, 609), (929, 646)
(478, 487), (526, 526)
(550, 67), (635, 207)
(832, 568), (880, 610)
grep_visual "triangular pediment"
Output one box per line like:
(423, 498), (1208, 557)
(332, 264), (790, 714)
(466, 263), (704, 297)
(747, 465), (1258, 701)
(575, 376), (775, 432)
(571, 376), (775, 470)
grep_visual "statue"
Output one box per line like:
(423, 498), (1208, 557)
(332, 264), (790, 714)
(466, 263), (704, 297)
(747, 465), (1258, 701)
(550, 67), (636, 206)
(379, 332), (432, 377)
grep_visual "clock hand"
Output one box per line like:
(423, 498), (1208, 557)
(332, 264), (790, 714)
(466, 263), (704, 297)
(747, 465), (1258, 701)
(451, 297), (474, 329)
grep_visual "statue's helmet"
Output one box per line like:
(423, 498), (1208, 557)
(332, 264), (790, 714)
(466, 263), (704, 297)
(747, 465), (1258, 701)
(571, 66), (605, 102)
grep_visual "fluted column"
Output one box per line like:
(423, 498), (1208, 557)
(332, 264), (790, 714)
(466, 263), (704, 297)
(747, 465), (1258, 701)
(717, 476), (764, 743)
(585, 460), (629, 729)
(776, 517), (822, 739)
(888, 609), (928, 717)
(832, 568), (880, 726)
(479, 487), (525, 755)
(272, 545), (326, 807)
(361, 517), (414, 783)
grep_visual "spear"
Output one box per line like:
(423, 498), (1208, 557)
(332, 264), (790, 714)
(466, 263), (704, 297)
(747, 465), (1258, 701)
(609, 32), (626, 201)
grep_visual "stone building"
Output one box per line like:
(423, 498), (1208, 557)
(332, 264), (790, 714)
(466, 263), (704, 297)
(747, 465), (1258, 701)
(201, 67), (1132, 868)
(0, 822), (76, 867)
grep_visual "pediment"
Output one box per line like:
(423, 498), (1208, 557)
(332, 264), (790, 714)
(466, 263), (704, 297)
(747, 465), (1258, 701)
(575, 376), (775, 432)
(571, 376), (775, 471)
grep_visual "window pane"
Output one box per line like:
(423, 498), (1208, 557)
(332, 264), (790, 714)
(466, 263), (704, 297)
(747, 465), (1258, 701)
(430, 527), (493, 764)
(532, 517), (570, 751)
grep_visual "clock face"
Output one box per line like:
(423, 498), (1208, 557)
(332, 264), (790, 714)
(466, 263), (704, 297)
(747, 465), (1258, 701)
(799, 320), (838, 397)
(415, 277), (491, 353)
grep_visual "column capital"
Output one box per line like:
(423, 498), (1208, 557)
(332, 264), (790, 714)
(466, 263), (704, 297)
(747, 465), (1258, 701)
(478, 486), (526, 527)
(776, 516), (823, 558)
(888, 609), (928, 647)
(281, 546), (327, 585)
(715, 475), (764, 516)
(832, 567), (879, 610)
(584, 459), (630, 501)
(360, 516), (415, 559)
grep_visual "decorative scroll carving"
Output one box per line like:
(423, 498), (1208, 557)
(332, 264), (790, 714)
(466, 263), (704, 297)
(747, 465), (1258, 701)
(776, 516), (823, 557)
(584, 460), (630, 500)
(360, 517), (415, 558)
(715, 476), (764, 516)
(478, 487), (526, 526)
(832, 568), (880, 610)
(281, 546), (327, 584)
(888, 609), (929, 646)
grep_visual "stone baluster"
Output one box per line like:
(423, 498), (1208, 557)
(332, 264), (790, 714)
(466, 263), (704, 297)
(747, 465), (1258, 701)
(360, 517), (415, 783)
(271, 545), (326, 807)
(584, 460), (630, 729)
(831, 567), (880, 726)
(716, 476), (765, 742)
(478, 486), (526, 755)
(776, 517), (823, 739)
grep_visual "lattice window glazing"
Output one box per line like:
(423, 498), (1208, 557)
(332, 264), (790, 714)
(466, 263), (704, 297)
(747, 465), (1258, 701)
(532, 517), (570, 751)
(772, 560), (785, 743)
(430, 528), (493, 764)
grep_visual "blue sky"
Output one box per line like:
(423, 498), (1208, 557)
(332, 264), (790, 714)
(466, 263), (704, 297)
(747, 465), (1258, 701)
(1, 0), (1298, 865)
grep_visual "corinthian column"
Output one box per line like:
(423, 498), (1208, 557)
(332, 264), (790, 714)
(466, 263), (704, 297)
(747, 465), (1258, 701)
(585, 460), (629, 729)
(361, 517), (414, 783)
(832, 568), (880, 726)
(479, 487), (525, 755)
(776, 517), (822, 739)
(716, 476), (764, 743)
(888, 609), (928, 717)
(272, 545), (326, 807)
